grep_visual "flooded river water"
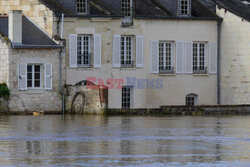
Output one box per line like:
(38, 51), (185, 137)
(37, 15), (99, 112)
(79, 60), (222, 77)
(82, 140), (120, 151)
(0, 115), (250, 166)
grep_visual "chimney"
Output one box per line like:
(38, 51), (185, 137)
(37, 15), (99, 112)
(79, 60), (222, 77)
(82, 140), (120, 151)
(8, 10), (22, 44)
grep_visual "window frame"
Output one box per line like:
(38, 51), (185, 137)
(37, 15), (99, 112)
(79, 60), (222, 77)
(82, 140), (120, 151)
(186, 94), (198, 106)
(193, 42), (207, 73)
(27, 64), (42, 90)
(76, 0), (88, 15)
(159, 41), (174, 74)
(120, 35), (134, 68)
(121, 0), (132, 17)
(178, 0), (191, 16)
(122, 86), (133, 109)
(77, 34), (92, 68)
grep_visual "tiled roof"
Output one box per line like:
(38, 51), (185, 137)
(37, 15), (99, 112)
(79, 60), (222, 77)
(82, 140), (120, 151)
(212, 0), (250, 22)
(39, 0), (219, 19)
(0, 15), (62, 48)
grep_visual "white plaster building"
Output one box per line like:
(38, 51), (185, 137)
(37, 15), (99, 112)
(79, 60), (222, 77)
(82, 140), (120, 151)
(40, 0), (221, 110)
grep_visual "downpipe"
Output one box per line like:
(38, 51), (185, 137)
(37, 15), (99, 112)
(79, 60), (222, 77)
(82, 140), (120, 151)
(217, 20), (222, 105)
(58, 13), (66, 118)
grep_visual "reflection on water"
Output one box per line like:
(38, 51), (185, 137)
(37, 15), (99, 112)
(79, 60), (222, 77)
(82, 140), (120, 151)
(0, 115), (250, 166)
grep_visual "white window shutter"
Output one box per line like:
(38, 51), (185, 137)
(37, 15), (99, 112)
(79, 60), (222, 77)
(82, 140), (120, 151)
(44, 64), (53, 90)
(94, 35), (101, 68)
(18, 63), (27, 91)
(176, 41), (184, 73)
(185, 41), (193, 73)
(113, 35), (121, 68)
(69, 34), (77, 68)
(210, 42), (217, 74)
(150, 40), (159, 73)
(136, 36), (144, 68)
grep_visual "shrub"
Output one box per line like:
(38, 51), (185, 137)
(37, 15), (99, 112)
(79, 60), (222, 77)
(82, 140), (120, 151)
(0, 83), (10, 98)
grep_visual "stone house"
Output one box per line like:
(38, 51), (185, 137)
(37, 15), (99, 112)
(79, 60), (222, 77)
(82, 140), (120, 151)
(0, 10), (63, 112)
(38, 0), (221, 110)
(212, 0), (250, 105)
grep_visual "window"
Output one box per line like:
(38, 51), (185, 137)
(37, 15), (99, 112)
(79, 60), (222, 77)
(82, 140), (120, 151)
(27, 65), (41, 89)
(121, 0), (133, 26)
(186, 94), (198, 106)
(121, 0), (132, 17)
(76, 0), (87, 14)
(121, 36), (134, 68)
(122, 86), (132, 109)
(193, 42), (207, 74)
(77, 35), (92, 67)
(159, 42), (174, 73)
(178, 0), (190, 16)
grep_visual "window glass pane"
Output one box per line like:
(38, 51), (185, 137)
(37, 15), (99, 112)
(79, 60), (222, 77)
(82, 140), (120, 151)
(35, 65), (40, 72)
(35, 80), (40, 87)
(27, 80), (32, 88)
(27, 65), (32, 72)
(35, 73), (40, 80)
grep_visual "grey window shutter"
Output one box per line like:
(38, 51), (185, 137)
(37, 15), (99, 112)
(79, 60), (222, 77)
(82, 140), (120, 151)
(185, 41), (193, 73)
(18, 63), (27, 90)
(136, 36), (144, 68)
(113, 35), (121, 68)
(150, 40), (159, 73)
(176, 41), (184, 73)
(44, 64), (53, 90)
(94, 35), (102, 68)
(69, 34), (77, 68)
(171, 43), (174, 68)
(210, 42), (217, 73)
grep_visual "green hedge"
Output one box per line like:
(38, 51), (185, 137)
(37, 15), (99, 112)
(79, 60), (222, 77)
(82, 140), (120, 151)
(0, 83), (10, 98)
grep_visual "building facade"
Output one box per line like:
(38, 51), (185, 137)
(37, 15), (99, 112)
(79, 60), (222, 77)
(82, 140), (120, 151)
(213, 0), (250, 105)
(41, 0), (220, 109)
(0, 10), (63, 112)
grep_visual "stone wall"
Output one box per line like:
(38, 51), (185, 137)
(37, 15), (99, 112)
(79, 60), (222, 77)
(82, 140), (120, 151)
(217, 8), (250, 105)
(0, 0), (54, 36)
(108, 105), (250, 116)
(66, 85), (107, 114)
(0, 38), (10, 85)
(8, 48), (63, 112)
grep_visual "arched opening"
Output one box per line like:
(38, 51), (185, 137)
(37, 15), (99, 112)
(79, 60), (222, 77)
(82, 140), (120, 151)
(186, 94), (198, 106)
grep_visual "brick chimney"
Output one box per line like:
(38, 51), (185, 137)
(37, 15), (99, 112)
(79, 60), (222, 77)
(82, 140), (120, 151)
(8, 10), (22, 44)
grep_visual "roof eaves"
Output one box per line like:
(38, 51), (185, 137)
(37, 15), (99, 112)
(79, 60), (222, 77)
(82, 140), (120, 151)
(11, 44), (63, 49)
(135, 15), (223, 21)
(214, 0), (250, 22)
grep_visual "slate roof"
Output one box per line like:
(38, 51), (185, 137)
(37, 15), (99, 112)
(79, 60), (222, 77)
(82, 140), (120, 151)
(0, 15), (62, 48)
(39, 0), (220, 20)
(212, 0), (250, 22)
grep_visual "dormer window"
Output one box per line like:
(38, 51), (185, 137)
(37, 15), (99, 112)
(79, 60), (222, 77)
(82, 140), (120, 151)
(121, 0), (132, 17)
(178, 0), (191, 16)
(76, 0), (87, 14)
(121, 0), (133, 26)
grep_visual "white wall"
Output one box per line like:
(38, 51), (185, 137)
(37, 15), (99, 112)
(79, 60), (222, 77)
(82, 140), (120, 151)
(63, 18), (218, 108)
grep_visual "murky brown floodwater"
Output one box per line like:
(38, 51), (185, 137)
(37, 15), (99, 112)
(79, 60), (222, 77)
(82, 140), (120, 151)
(0, 115), (250, 166)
